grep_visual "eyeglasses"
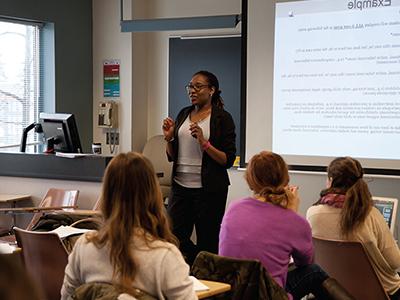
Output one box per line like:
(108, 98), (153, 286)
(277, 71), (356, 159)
(185, 84), (210, 93)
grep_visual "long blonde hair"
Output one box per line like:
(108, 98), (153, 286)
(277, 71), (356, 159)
(86, 152), (177, 290)
(245, 151), (291, 208)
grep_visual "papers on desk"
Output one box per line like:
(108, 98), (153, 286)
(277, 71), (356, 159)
(0, 242), (17, 254)
(55, 152), (96, 159)
(50, 225), (92, 239)
(189, 276), (210, 291)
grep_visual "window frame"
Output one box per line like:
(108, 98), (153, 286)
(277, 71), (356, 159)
(0, 17), (43, 150)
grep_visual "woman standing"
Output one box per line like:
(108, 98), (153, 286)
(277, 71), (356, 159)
(61, 152), (196, 300)
(307, 157), (400, 299)
(162, 70), (236, 264)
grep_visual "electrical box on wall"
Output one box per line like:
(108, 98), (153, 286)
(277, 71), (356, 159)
(98, 101), (118, 128)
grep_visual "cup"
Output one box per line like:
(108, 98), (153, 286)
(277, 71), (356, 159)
(92, 143), (102, 154)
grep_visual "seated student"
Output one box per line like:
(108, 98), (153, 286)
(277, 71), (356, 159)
(219, 151), (336, 300)
(61, 152), (196, 300)
(307, 156), (400, 299)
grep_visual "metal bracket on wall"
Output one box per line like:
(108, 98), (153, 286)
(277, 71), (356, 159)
(120, 0), (241, 32)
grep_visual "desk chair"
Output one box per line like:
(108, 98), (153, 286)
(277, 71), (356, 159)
(14, 227), (69, 300)
(142, 135), (173, 203)
(0, 195), (31, 236)
(0, 252), (41, 300)
(313, 237), (390, 300)
(26, 188), (79, 230)
(67, 196), (102, 230)
(0, 188), (79, 243)
(92, 197), (101, 211)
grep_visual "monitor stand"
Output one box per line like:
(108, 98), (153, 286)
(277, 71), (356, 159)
(45, 137), (56, 154)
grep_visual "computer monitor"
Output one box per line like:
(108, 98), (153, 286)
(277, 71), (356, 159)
(372, 197), (398, 234)
(40, 113), (82, 153)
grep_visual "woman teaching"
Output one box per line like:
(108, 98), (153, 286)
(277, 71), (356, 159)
(162, 70), (236, 264)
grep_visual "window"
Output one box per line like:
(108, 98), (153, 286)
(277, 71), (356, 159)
(0, 19), (41, 150)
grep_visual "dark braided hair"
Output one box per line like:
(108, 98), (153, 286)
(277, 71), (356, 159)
(193, 70), (224, 109)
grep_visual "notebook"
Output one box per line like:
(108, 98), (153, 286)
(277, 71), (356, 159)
(372, 197), (398, 234)
(49, 225), (92, 239)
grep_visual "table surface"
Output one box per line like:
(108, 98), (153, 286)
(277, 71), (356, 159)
(0, 205), (77, 213)
(0, 194), (31, 203)
(52, 209), (101, 216)
(197, 280), (231, 299)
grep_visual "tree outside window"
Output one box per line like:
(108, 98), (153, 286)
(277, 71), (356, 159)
(0, 20), (40, 149)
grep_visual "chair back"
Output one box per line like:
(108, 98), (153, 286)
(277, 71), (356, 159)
(14, 227), (69, 300)
(191, 251), (288, 300)
(27, 188), (79, 230)
(313, 237), (389, 300)
(93, 197), (101, 210)
(142, 135), (172, 200)
(0, 252), (41, 300)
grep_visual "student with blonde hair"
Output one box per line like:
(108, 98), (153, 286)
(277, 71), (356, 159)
(61, 152), (196, 300)
(219, 151), (347, 300)
(307, 157), (400, 299)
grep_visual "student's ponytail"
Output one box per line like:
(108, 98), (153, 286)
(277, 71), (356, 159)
(319, 157), (373, 237)
(341, 177), (372, 236)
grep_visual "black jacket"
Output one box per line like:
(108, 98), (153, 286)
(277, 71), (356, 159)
(191, 251), (288, 300)
(169, 105), (236, 192)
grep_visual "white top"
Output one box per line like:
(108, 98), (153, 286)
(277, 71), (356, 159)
(174, 114), (210, 188)
(61, 232), (197, 300)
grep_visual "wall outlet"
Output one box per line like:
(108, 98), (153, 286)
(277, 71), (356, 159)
(106, 132), (119, 145)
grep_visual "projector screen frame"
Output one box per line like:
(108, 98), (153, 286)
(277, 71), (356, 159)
(241, 0), (400, 175)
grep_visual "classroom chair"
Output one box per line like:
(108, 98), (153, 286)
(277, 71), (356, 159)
(313, 237), (390, 300)
(14, 227), (69, 300)
(0, 188), (79, 243)
(0, 251), (41, 300)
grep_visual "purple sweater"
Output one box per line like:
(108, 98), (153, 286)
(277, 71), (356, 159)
(219, 197), (314, 290)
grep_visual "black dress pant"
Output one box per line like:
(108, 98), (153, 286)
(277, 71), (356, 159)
(167, 181), (228, 265)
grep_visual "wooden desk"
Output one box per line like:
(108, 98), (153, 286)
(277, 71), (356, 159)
(53, 209), (101, 216)
(197, 280), (231, 299)
(0, 194), (31, 227)
(0, 206), (77, 214)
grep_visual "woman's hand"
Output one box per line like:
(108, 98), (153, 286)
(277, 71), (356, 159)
(162, 117), (175, 141)
(286, 185), (300, 212)
(189, 122), (227, 165)
(189, 122), (206, 145)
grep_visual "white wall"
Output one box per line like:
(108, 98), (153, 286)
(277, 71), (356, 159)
(92, 0), (241, 153)
(92, 0), (133, 154)
(144, 0), (241, 139)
